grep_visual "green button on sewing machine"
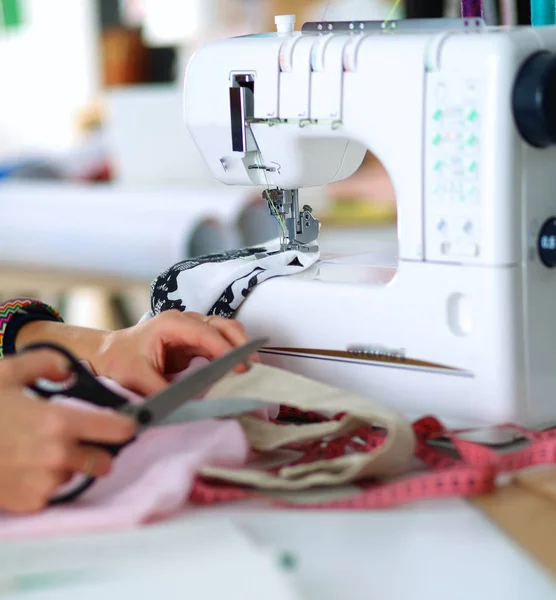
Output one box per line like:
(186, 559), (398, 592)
(432, 109), (444, 121)
(467, 134), (478, 147)
(433, 160), (444, 172)
(467, 185), (478, 198)
(432, 133), (443, 146)
(467, 109), (479, 122)
(0, 0), (22, 30)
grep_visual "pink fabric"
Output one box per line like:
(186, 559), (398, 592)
(0, 363), (276, 541)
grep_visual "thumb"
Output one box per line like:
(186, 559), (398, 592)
(125, 362), (169, 397)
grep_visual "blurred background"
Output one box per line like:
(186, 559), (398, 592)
(0, 0), (532, 329)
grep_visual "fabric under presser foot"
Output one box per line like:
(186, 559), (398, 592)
(145, 239), (320, 320)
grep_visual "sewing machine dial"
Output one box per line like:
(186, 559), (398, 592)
(538, 218), (556, 268)
(513, 51), (556, 148)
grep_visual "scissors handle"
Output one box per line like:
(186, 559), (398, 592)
(22, 342), (130, 409)
(49, 477), (96, 505)
(20, 342), (141, 505)
(48, 440), (135, 505)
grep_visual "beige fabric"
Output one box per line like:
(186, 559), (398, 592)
(200, 363), (416, 491)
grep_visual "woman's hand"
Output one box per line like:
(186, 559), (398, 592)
(0, 349), (136, 514)
(16, 310), (257, 398)
(89, 310), (255, 396)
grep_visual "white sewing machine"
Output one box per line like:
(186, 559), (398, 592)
(184, 15), (556, 429)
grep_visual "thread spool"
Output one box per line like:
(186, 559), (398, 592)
(275, 14), (296, 35)
(187, 218), (238, 258)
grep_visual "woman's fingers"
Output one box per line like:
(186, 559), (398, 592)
(197, 314), (249, 345)
(151, 310), (236, 359)
(0, 469), (74, 514)
(0, 348), (70, 387)
(186, 313), (260, 370)
(0, 352), (130, 515)
(124, 367), (169, 397)
(40, 402), (137, 445)
(39, 440), (113, 478)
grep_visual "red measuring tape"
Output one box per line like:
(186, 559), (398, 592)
(190, 407), (556, 509)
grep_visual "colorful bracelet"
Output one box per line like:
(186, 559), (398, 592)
(0, 298), (63, 359)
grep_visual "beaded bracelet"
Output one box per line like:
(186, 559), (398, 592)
(0, 298), (63, 359)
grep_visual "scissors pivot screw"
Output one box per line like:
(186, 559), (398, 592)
(136, 408), (153, 425)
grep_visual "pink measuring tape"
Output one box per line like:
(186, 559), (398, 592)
(190, 407), (556, 509)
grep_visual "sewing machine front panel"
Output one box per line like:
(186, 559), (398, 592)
(184, 36), (285, 186)
(237, 258), (529, 427)
(184, 34), (426, 175)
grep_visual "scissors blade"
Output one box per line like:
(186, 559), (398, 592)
(139, 337), (267, 428)
(158, 396), (271, 426)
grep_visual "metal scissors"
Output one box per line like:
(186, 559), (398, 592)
(21, 337), (269, 505)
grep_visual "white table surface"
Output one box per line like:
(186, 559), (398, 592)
(195, 500), (556, 600)
(1, 498), (555, 600)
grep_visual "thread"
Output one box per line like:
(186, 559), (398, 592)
(248, 124), (288, 249)
(321, 0), (332, 21)
(461, 0), (483, 17)
(498, 0), (516, 24)
(530, 0), (555, 25)
(383, 0), (404, 29)
(275, 14), (295, 34)
(481, 0), (499, 23)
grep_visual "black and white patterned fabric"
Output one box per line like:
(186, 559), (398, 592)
(145, 241), (320, 320)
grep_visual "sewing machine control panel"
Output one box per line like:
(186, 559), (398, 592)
(424, 72), (484, 264)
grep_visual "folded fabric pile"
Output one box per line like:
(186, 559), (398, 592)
(2, 361), (556, 541)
